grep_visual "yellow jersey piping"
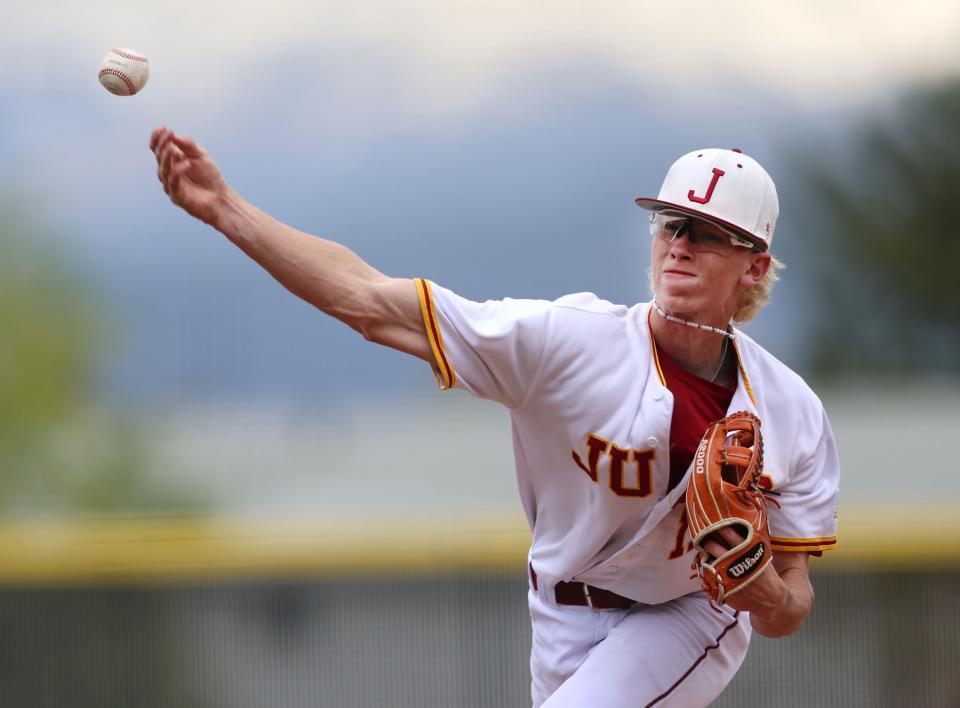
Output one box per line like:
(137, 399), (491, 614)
(416, 278), (456, 390)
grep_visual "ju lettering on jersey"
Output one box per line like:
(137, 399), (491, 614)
(571, 434), (655, 498)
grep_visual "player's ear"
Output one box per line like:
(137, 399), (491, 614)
(740, 252), (771, 287)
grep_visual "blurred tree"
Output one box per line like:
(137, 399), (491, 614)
(0, 202), (201, 513)
(798, 81), (960, 377)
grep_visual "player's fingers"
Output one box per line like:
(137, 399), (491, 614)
(157, 153), (169, 188)
(166, 159), (193, 197)
(716, 526), (745, 547)
(155, 141), (172, 176)
(161, 160), (173, 195)
(157, 143), (172, 172)
(157, 142), (172, 175)
(160, 148), (182, 192)
(171, 133), (206, 158)
(149, 126), (168, 153)
(151, 128), (174, 160)
(171, 159), (191, 179)
(160, 142), (184, 177)
(701, 526), (745, 557)
(703, 538), (726, 558)
(164, 163), (180, 198)
(165, 169), (180, 199)
(161, 162), (173, 195)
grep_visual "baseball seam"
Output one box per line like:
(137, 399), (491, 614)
(99, 68), (136, 95)
(112, 48), (148, 63)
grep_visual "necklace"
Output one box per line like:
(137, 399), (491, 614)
(710, 337), (730, 383)
(652, 299), (736, 340)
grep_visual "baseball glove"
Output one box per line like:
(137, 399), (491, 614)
(686, 411), (774, 605)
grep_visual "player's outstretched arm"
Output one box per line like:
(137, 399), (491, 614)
(148, 126), (431, 362)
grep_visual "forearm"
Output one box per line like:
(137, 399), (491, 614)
(214, 189), (385, 333)
(748, 564), (814, 638)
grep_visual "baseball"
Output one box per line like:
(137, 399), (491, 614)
(98, 47), (149, 96)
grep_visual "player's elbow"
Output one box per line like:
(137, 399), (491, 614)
(350, 304), (378, 342)
(351, 308), (393, 347)
(350, 288), (394, 345)
(357, 318), (388, 345)
(351, 279), (433, 361)
(324, 278), (396, 344)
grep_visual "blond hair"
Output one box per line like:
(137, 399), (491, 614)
(732, 255), (784, 324)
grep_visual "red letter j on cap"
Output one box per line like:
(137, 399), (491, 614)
(688, 168), (725, 205)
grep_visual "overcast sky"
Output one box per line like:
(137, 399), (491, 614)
(4, 0), (960, 408)
(8, 1), (960, 105)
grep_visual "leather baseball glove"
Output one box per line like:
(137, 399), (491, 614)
(686, 411), (774, 605)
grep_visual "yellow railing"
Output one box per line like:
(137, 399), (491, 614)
(0, 504), (956, 586)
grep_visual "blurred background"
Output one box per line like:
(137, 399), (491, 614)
(2, 1), (959, 706)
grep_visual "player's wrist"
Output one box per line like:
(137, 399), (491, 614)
(730, 565), (788, 617)
(210, 186), (245, 233)
(746, 568), (813, 638)
(757, 568), (791, 616)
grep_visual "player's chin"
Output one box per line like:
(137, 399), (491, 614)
(654, 281), (702, 308)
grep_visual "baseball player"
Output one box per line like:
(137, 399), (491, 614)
(150, 127), (839, 707)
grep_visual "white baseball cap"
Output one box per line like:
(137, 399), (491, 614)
(635, 148), (779, 251)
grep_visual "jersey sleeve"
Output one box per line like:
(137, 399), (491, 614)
(414, 278), (553, 409)
(767, 406), (840, 554)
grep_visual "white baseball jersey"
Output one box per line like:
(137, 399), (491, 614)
(415, 279), (839, 605)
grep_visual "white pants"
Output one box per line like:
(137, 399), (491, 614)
(529, 589), (751, 708)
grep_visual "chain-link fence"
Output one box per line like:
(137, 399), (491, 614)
(1, 518), (957, 708)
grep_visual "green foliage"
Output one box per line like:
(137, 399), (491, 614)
(0, 210), (98, 449)
(0, 202), (203, 514)
(799, 82), (960, 376)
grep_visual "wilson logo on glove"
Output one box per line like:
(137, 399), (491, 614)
(727, 542), (766, 579)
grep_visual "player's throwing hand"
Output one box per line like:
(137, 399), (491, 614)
(149, 126), (230, 227)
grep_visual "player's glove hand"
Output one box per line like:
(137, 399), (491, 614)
(150, 126), (230, 227)
(685, 411), (775, 605)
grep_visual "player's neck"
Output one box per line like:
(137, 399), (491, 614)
(650, 305), (735, 385)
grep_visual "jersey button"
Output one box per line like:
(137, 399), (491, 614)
(646, 436), (658, 448)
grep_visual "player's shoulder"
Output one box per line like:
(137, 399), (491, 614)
(535, 293), (642, 341)
(550, 292), (632, 319)
(733, 329), (824, 413)
(427, 282), (630, 317)
(426, 282), (640, 341)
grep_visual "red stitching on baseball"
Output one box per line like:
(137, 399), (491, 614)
(111, 48), (148, 63)
(99, 68), (136, 94)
